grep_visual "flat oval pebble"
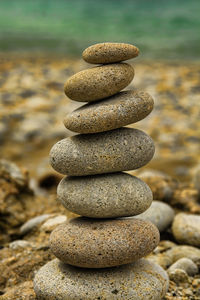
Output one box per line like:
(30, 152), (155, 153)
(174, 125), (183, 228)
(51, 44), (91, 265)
(82, 42), (139, 64)
(50, 217), (160, 268)
(50, 128), (155, 176)
(34, 258), (168, 300)
(64, 63), (134, 102)
(64, 90), (154, 133)
(172, 213), (200, 247)
(135, 201), (174, 232)
(57, 173), (153, 218)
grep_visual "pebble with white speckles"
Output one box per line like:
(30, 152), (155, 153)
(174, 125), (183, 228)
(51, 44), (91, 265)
(57, 173), (153, 218)
(82, 42), (139, 64)
(34, 258), (169, 300)
(64, 90), (154, 133)
(50, 217), (159, 268)
(50, 127), (155, 176)
(64, 63), (134, 102)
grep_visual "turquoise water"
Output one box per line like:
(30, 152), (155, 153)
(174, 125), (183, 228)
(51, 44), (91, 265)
(0, 0), (199, 60)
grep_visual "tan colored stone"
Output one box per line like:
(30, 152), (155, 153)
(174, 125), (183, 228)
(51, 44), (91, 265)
(172, 213), (200, 247)
(50, 128), (155, 176)
(64, 90), (154, 133)
(64, 63), (134, 102)
(82, 42), (139, 64)
(50, 217), (160, 268)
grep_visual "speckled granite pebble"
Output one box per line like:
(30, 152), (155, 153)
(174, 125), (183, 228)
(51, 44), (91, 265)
(50, 217), (159, 268)
(135, 201), (174, 232)
(34, 258), (168, 300)
(172, 213), (200, 247)
(50, 128), (155, 176)
(82, 42), (139, 64)
(64, 63), (134, 102)
(64, 90), (154, 133)
(57, 173), (153, 218)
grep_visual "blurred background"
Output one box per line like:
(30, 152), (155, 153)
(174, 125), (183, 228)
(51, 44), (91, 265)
(0, 0), (200, 183)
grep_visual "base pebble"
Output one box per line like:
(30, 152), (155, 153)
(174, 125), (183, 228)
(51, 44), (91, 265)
(34, 258), (168, 300)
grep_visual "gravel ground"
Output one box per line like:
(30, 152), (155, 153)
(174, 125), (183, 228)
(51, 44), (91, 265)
(0, 56), (200, 299)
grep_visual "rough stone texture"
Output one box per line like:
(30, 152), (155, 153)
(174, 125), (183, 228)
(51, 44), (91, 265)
(64, 90), (154, 133)
(57, 173), (153, 218)
(64, 63), (134, 102)
(172, 213), (200, 247)
(50, 217), (160, 268)
(167, 258), (198, 276)
(135, 200), (174, 232)
(82, 42), (139, 64)
(50, 128), (155, 176)
(34, 258), (168, 300)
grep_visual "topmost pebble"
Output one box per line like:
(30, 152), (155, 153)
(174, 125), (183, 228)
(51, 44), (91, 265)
(82, 42), (139, 64)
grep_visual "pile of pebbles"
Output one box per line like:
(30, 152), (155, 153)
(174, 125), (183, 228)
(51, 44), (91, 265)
(34, 43), (169, 299)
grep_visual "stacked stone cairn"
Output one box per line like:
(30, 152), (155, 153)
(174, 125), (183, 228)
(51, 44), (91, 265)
(34, 43), (169, 299)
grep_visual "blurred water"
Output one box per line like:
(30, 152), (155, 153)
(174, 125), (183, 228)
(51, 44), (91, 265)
(0, 0), (199, 60)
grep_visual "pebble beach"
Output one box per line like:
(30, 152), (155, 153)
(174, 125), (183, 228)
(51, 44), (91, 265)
(0, 54), (200, 299)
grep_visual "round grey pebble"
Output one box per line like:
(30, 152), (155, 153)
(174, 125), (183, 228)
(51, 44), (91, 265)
(172, 213), (200, 247)
(64, 90), (154, 133)
(64, 63), (134, 102)
(57, 173), (153, 218)
(135, 201), (174, 232)
(50, 128), (155, 176)
(34, 258), (169, 300)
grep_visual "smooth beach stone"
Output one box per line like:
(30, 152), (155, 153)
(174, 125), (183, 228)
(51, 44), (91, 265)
(34, 258), (169, 300)
(64, 63), (134, 102)
(50, 217), (160, 268)
(172, 213), (200, 247)
(82, 42), (139, 64)
(57, 173), (153, 218)
(50, 128), (155, 176)
(135, 201), (174, 232)
(64, 90), (154, 134)
(167, 258), (198, 276)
